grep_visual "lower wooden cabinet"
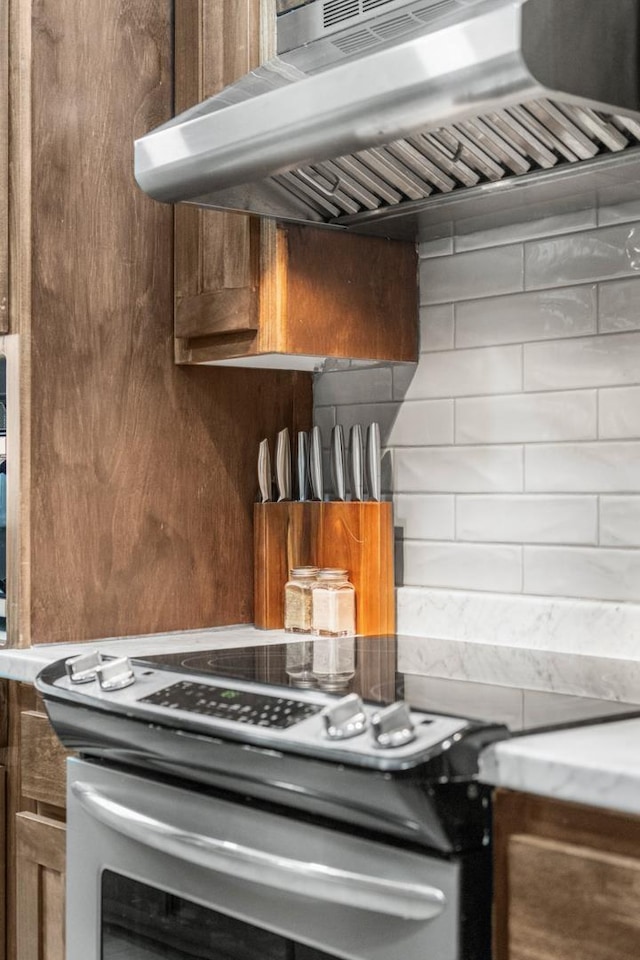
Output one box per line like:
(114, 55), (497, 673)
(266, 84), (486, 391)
(494, 789), (640, 960)
(15, 813), (65, 960)
(0, 681), (68, 960)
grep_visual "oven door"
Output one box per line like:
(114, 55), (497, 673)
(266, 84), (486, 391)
(66, 757), (463, 960)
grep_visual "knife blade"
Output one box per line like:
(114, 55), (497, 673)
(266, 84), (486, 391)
(330, 425), (347, 501)
(257, 439), (272, 503)
(296, 431), (310, 502)
(349, 424), (364, 501)
(309, 425), (324, 501)
(366, 422), (381, 501)
(275, 428), (292, 502)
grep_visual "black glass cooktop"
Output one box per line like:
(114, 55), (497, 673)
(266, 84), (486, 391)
(138, 636), (640, 735)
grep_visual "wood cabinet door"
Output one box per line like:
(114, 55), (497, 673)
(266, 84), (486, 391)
(0, 765), (5, 960)
(15, 812), (66, 960)
(494, 790), (640, 960)
(174, 0), (265, 345)
(508, 832), (640, 960)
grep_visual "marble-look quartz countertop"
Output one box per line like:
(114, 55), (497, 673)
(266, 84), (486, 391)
(479, 717), (640, 817)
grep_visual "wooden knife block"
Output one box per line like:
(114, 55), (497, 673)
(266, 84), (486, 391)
(254, 501), (395, 635)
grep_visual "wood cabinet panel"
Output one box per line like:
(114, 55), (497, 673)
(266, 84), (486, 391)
(0, 0), (7, 333)
(15, 813), (65, 960)
(508, 833), (640, 960)
(13, 0), (311, 645)
(174, 0), (262, 341)
(0, 765), (5, 960)
(494, 789), (640, 960)
(20, 711), (68, 809)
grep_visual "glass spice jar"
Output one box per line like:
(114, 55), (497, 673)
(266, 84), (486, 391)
(284, 566), (319, 634)
(311, 568), (356, 638)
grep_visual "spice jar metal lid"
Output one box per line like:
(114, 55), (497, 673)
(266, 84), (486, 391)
(289, 566), (319, 578)
(317, 568), (349, 580)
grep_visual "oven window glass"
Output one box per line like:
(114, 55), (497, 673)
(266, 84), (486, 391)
(101, 871), (337, 960)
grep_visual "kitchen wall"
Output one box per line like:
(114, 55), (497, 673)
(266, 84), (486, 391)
(314, 197), (640, 666)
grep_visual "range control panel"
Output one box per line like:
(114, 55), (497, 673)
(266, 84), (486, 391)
(38, 651), (473, 771)
(141, 682), (322, 729)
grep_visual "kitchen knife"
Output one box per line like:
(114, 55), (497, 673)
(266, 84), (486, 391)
(349, 424), (364, 501)
(330, 425), (347, 501)
(275, 428), (292, 501)
(309, 425), (324, 501)
(296, 431), (310, 501)
(366, 421), (381, 501)
(257, 439), (272, 503)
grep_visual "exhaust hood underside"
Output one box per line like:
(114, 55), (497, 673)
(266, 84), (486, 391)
(134, 0), (640, 241)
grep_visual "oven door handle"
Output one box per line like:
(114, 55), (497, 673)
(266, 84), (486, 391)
(72, 781), (446, 921)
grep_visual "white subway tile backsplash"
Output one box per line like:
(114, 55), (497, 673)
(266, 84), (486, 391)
(392, 364), (417, 400)
(334, 402), (402, 447)
(599, 386), (640, 439)
(404, 345), (522, 400)
(419, 235), (454, 258)
(314, 201), (640, 611)
(395, 446), (523, 493)
(525, 224), (640, 289)
(394, 494), (455, 540)
(388, 400), (454, 446)
(524, 332), (640, 391)
(455, 285), (597, 348)
(599, 277), (640, 334)
(454, 206), (596, 252)
(313, 406), (336, 436)
(404, 541), (522, 592)
(597, 196), (640, 227)
(457, 495), (597, 545)
(525, 442), (640, 493)
(314, 366), (392, 406)
(524, 546), (640, 603)
(455, 391), (596, 444)
(419, 303), (455, 351)
(420, 244), (523, 304)
(600, 497), (640, 547)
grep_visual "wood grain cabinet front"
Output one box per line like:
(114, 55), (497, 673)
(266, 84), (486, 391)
(173, 0), (418, 370)
(15, 812), (66, 960)
(494, 789), (640, 960)
(0, 0), (8, 334)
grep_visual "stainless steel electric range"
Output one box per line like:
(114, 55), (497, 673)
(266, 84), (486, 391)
(36, 636), (640, 960)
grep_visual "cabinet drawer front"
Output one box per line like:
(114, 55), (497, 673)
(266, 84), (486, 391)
(509, 833), (640, 960)
(20, 711), (68, 809)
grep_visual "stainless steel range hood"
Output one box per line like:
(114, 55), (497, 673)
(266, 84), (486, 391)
(134, 0), (640, 240)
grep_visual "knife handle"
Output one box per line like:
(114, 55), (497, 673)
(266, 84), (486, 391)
(309, 426), (324, 501)
(366, 422), (381, 502)
(296, 431), (309, 501)
(349, 424), (364, 502)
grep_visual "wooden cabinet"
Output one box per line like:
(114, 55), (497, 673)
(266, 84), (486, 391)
(3, 0), (312, 648)
(0, 680), (68, 960)
(15, 813), (65, 960)
(174, 0), (418, 369)
(494, 789), (640, 960)
(0, 0), (7, 334)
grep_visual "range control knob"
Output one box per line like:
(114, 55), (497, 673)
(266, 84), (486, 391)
(95, 657), (136, 692)
(370, 701), (416, 749)
(65, 650), (104, 684)
(321, 693), (367, 740)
